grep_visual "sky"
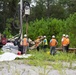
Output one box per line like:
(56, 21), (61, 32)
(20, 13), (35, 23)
(30, 0), (36, 7)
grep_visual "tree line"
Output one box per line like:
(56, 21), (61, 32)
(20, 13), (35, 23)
(0, 0), (76, 47)
(26, 13), (76, 47)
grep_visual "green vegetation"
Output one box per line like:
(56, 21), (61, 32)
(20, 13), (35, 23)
(0, 49), (4, 54)
(23, 50), (76, 68)
(0, 0), (76, 74)
(0, 0), (76, 36)
(0, 0), (76, 47)
(27, 13), (76, 47)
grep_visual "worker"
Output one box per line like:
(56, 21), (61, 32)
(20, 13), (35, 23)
(50, 35), (58, 55)
(43, 36), (48, 52)
(35, 36), (40, 51)
(1, 34), (7, 45)
(61, 34), (66, 52)
(65, 35), (70, 52)
(22, 34), (29, 54)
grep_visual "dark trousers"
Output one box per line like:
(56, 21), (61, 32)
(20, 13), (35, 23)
(43, 45), (47, 52)
(19, 45), (23, 54)
(37, 46), (39, 51)
(62, 45), (69, 53)
(66, 44), (69, 53)
(0, 42), (3, 48)
(62, 46), (67, 52)
(50, 46), (56, 55)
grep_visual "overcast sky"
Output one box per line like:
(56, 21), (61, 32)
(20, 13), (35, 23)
(30, 0), (36, 7)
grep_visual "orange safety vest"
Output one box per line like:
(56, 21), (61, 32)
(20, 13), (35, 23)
(23, 38), (28, 46)
(62, 37), (68, 46)
(66, 38), (70, 45)
(50, 39), (57, 46)
(35, 38), (40, 47)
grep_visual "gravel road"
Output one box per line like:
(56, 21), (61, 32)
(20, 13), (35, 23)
(0, 60), (76, 75)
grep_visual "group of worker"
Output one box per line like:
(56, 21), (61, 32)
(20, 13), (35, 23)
(61, 34), (70, 53)
(49, 34), (70, 55)
(34, 36), (49, 52)
(0, 32), (70, 55)
(0, 33), (28, 55)
(0, 33), (69, 56)
(35, 34), (70, 55)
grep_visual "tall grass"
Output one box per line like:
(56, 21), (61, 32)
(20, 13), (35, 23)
(23, 49), (76, 75)
(27, 50), (76, 63)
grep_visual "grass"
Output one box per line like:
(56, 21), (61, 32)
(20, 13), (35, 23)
(21, 49), (76, 71)
(11, 48), (76, 67)
(0, 49), (4, 54)
(0, 48), (76, 65)
(24, 49), (76, 75)
(27, 49), (76, 61)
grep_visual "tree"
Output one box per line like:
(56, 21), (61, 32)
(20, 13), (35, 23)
(30, 0), (46, 20)
(0, 0), (19, 34)
(59, 0), (76, 17)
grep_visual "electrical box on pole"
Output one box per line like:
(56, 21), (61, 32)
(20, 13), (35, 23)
(24, 2), (30, 15)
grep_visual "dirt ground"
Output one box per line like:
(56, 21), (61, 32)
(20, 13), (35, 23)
(0, 60), (76, 75)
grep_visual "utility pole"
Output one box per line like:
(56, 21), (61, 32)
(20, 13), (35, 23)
(19, 0), (30, 39)
(20, 0), (23, 42)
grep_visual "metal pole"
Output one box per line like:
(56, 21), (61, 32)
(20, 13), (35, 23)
(20, 0), (23, 42)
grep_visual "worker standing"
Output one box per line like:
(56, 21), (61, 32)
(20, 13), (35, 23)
(66, 35), (70, 52)
(43, 36), (48, 52)
(61, 34), (66, 52)
(50, 35), (58, 55)
(22, 34), (29, 54)
(35, 37), (40, 51)
(1, 34), (7, 45)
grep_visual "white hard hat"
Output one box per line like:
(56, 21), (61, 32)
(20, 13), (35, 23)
(52, 35), (55, 38)
(24, 34), (27, 37)
(66, 35), (69, 38)
(44, 36), (46, 38)
(63, 34), (65, 37)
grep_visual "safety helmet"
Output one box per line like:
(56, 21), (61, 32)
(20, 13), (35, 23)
(24, 34), (27, 37)
(63, 34), (65, 37)
(44, 36), (46, 38)
(66, 35), (69, 38)
(52, 35), (55, 38)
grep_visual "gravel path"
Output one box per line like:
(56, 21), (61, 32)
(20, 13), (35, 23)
(0, 60), (76, 75)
